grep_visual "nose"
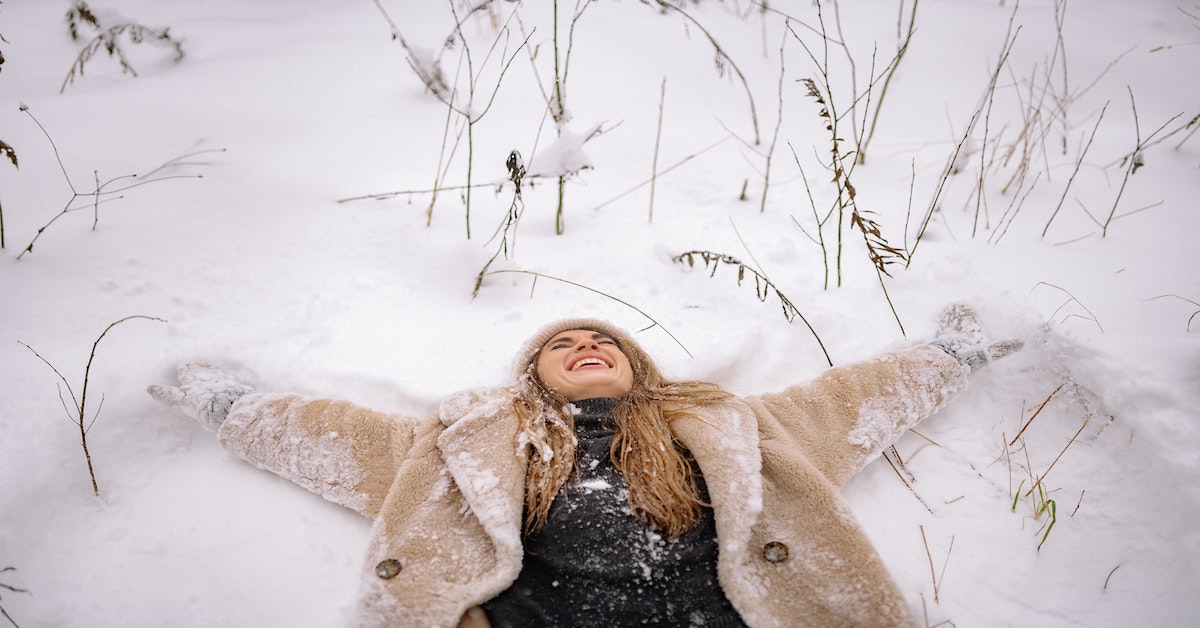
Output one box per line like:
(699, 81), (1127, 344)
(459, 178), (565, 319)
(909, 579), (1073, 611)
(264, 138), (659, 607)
(574, 338), (599, 351)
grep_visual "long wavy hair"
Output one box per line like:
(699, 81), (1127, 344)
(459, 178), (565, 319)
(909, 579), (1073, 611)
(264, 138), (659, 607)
(513, 333), (733, 539)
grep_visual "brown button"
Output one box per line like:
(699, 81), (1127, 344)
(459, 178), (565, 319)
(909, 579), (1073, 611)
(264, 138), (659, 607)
(375, 558), (402, 579)
(763, 541), (789, 563)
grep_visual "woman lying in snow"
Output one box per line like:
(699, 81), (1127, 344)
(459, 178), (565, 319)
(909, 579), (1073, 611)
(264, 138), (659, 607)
(148, 304), (1021, 628)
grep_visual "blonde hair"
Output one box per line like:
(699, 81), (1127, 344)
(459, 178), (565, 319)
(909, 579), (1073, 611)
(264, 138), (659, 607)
(514, 331), (733, 539)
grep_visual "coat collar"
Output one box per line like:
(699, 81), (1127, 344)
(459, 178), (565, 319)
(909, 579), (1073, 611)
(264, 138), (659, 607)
(670, 399), (764, 558)
(436, 388), (526, 556)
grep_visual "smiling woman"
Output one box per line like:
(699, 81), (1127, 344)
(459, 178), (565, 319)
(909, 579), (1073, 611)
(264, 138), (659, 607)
(147, 308), (1021, 627)
(533, 329), (634, 400)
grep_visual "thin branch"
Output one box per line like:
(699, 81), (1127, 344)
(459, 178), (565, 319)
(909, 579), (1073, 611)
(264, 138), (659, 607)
(477, 269), (692, 358)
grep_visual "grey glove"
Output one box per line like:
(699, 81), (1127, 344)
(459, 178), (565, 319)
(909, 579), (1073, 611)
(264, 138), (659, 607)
(930, 303), (1024, 372)
(148, 363), (255, 431)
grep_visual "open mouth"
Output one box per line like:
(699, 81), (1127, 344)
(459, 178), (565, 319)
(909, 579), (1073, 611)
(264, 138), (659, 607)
(569, 355), (613, 371)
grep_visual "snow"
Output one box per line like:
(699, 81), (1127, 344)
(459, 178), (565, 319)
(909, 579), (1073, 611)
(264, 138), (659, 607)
(1, 0), (1198, 626)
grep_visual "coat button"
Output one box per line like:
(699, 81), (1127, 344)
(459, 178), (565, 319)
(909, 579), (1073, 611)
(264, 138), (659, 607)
(763, 541), (789, 563)
(375, 559), (402, 579)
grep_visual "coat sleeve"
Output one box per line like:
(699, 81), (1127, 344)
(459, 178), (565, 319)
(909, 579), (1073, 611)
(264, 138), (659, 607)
(217, 392), (419, 519)
(741, 345), (968, 488)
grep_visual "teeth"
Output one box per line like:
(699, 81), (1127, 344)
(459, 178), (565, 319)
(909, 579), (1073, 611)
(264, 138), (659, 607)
(571, 358), (605, 371)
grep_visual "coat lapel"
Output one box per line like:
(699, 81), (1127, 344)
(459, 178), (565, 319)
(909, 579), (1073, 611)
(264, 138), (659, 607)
(436, 388), (527, 557)
(672, 401), (764, 558)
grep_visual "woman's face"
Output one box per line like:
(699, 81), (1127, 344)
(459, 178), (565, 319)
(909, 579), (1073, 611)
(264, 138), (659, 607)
(535, 329), (635, 401)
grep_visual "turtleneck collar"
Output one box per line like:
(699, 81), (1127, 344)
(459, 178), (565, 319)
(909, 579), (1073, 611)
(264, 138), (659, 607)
(570, 397), (620, 438)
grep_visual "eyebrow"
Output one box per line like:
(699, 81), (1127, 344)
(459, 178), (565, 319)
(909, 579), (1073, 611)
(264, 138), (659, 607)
(545, 332), (615, 347)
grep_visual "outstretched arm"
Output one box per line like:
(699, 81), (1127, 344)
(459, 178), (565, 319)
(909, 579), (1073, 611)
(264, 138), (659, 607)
(745, 345), (967, 488)
(745, 304), (1022, 488)
(149, 364), (417, 518)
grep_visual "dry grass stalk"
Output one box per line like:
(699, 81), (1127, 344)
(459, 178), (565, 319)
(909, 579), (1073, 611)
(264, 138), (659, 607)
(60, 1), (184, 94)
(1032, 281), (1103, 331)
(1024, 413), (1090, 499)
(1042, 103), (1108, 237)
(649, 77), (667, 223)
(858, 0), (919, 165)
(1101, 87), (1186, 237)
(908, 3), (1019, 265)
(673, 249), (832, 366)
(650, 0), (760, 145)
(475, 268), (692, 358)
(19, 315), (166, 496)
(881, 449), (933, 514)
(1008, 383), (1064, 446)
(0, 139), (14, 249)
(0, 566), (29, 628)
(372, 0), (530, 238)
(919, 525), (954, 604)
(759, 27), (789, 214)
(473, 150), (527, 295)
(1145, 294), (1200, 332)
(588, 136), (732, 213)
(16, 106), (218, 260)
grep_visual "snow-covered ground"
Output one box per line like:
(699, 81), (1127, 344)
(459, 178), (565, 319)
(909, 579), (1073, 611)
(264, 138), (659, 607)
(1, 1), (1198, 625)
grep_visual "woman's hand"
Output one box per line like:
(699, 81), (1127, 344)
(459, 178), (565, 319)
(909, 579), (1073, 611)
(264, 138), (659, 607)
(148, 363), (255, 430)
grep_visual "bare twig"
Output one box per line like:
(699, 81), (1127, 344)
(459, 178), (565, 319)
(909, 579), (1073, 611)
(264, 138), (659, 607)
(650, 77), (667, 223)
(1101, 88), (1184, 236)
(20, 315), (166, 496)
(0, 566), (30, 628)
(1043, 103), (1108, 237)
(650, 0), (760, 144)
(17, 107), (218, 259)
(1009, 384), (1065, 446)
(673, 250), (833, 366)
(475, 269), (692, 358)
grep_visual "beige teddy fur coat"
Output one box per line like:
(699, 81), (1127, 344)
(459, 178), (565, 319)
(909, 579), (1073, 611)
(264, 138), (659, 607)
(216, 345), (967, 627)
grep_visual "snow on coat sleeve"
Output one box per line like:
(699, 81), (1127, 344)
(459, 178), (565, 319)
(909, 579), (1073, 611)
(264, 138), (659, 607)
(217, 393), (416, 518)
(743, 345), (967, 488)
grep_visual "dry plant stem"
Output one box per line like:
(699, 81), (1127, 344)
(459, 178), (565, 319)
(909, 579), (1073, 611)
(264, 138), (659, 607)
(1103, 564), (1121, 590)
(19, 315), (166, 496)
(651, 0), (760, 144)
(1033, 281), (1103, 331)
(1101, 88), (1183, 237)
(787, 143), (831, 288)
(374, 0), (529, 238)
(760, 27), (788, 214)
(589, 136), (731, 212)
(907, 9), (1019, 264)
(1043, 103), (1107, 237)
(919, 525), (954, 604)
(858, 0), (918, 165)
(478, 269), (692, 358)
(19, 105), (216, 259)
(1024, 413), (1090, 498)
(882, 450), (933, 514)
(1145, 294), (1200, 332)
(60, 20), (185, 94)
(0, 566), (29, 628)
(673, 250), (832, 366)
(473, 153), (527, 295)
(649, 77), (667, 223)
(548, 0), (595, 235)
(1009, 384), (1064, 446)
(987, 170), (1042, 244)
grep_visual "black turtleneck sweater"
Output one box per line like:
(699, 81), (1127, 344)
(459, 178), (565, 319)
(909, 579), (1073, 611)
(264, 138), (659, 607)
(482, 398), (747, 627)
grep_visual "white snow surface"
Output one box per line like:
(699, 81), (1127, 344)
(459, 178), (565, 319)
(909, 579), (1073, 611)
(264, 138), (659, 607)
(1, 1), (1198, 626)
